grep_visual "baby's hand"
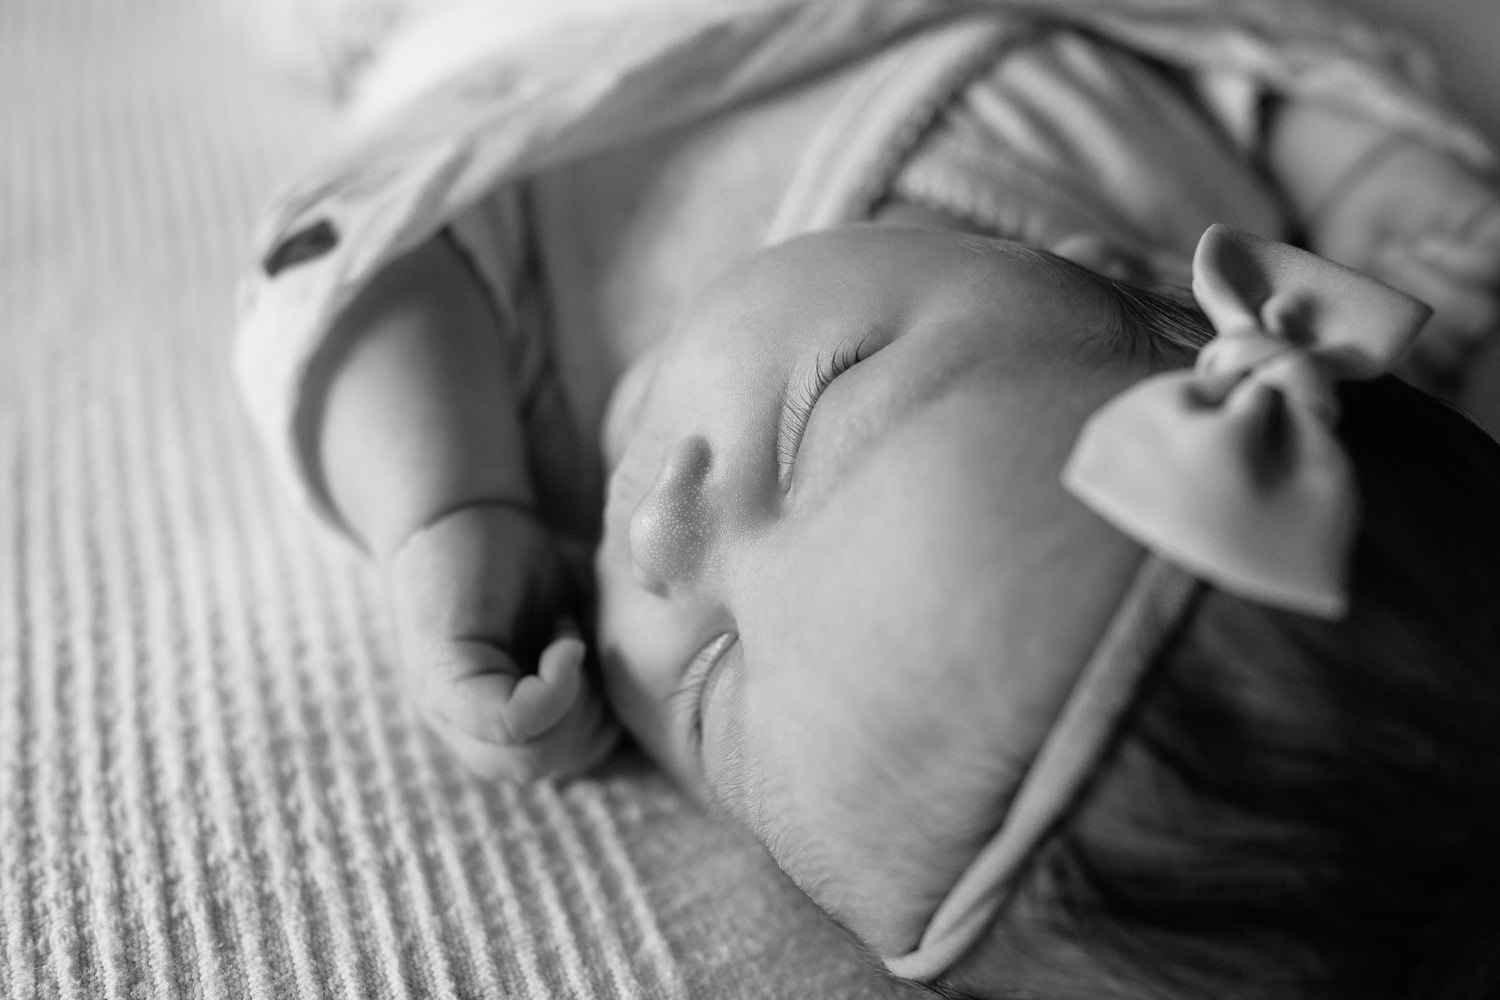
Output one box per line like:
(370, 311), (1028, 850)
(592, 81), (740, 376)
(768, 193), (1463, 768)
(384, 503), (619, 782)
(1306, 140), (1500, 395)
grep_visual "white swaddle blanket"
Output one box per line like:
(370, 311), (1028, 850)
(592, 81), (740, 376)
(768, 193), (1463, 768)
(0, 3), (912, 997)
(235, 0), (1494, 529)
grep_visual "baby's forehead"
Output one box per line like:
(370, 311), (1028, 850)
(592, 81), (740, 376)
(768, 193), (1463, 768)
(686, 227), (1061, 331)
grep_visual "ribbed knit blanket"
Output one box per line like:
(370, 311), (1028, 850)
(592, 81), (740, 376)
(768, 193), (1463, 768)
(0, 3), (911, 997)
(7, 3), (1500, 999)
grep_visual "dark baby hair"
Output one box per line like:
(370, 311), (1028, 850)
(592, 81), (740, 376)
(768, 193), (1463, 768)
(944, 278), (1500, 1000)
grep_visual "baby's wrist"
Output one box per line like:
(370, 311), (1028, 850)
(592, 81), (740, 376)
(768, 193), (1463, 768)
(384, 495), (540, 568)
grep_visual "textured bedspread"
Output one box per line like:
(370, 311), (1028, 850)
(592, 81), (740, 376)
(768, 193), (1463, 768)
(5, 3), (1499, 999)
(0, 2), (912, 997)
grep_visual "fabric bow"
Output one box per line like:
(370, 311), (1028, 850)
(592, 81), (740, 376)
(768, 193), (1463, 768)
(1063, 224), (1431, 618)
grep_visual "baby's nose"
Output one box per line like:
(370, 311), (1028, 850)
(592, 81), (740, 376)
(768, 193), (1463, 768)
(628, 436), (716, 597)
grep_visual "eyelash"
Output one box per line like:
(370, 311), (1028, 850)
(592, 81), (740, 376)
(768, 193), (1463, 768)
(777, 334), (870, 481)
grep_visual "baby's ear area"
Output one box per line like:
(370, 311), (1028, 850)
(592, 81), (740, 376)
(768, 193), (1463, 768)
(1191, 225), (1431, 375)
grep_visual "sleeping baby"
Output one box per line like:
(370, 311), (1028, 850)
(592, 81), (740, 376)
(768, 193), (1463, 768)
(237, 1), (1500, 996)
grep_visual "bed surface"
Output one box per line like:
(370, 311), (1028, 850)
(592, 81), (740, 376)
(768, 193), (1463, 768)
(4, 2), (1499, 999)
(0, 3), (916, 997)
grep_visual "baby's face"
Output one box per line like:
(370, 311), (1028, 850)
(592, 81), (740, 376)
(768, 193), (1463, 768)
(593, 227), (1159, 953)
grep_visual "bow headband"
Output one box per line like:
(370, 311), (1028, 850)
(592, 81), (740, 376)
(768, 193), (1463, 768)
(882, 225), (1431, 982)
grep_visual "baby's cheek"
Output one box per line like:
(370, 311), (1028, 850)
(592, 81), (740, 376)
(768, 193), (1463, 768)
(592, 593), (693, 781)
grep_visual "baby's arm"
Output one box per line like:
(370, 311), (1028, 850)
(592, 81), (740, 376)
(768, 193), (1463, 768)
(317, 235), (617, 780)
(1268, 101), (1500, 393)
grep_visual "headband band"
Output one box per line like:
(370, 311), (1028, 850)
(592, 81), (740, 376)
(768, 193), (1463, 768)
(882, 555), (1197, 981)
(881, 225), (1430, 982)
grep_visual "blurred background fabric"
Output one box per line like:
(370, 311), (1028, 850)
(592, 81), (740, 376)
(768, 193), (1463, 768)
(0, 2), (916, 997)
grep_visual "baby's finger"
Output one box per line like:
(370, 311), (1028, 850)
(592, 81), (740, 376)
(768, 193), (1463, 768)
(441, 727), (552, 783)
(419, 635), (584, 745)
(433, 652), (620, 783)
(497, 634), (586, 742)
(440, 722), (600, 784)
(416, 640), (525, 744)
(440, 721), (618, 783)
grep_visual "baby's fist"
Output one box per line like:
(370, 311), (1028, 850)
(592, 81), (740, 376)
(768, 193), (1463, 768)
(1309, 141), (1500, 395)
(385, 503), (619, 782)
(1371, 203), (1500, 394)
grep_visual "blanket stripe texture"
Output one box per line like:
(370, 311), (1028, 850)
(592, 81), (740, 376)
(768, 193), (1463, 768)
(0, 2), (902, 997)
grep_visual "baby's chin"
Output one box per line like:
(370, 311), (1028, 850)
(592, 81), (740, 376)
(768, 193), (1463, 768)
(756, 718), (1030, 960)
(778, 787), (982, 962)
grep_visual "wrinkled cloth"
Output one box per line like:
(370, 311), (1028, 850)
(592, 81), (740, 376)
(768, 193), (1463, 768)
(441, 12), (1288, 522)
(2, 2), (911, 997)
(235, 0), (1494, 530)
